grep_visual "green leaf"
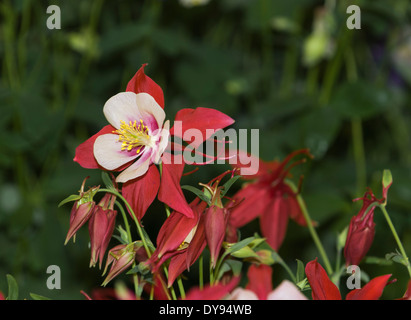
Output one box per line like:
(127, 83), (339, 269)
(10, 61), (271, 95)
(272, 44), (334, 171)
(385, 251), (409, 266)
(364, 256), (393, 266)
(181, 185), (211, 205)
(58, 194), (81, 208)
(220, 175), (241, 198)
(117, 225), (130, 244)
(30, 293), (51, 300)
(296, 278), (310, 291)
(6, 274), (18, 300)
(216, 259), (243, 281)
(101, 171), (116, 191)
(296, 259), (305, 283)
(337, 227), (348, 251)
(224, 236), (256, 255)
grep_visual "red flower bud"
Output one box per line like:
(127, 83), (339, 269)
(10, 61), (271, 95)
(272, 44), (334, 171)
(204, 206), (228, 268)
(344, 189), (379, 266)
(102, 242), (142, 286)
(88, 193), (117, 269)
(64, 178), (99, 245)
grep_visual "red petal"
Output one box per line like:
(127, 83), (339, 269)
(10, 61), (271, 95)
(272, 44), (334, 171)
(155, 209), (200, 258)
(345, 274), (391, 300)
(167, 251), (188, 288)
(122, 164), (160, 221)
(126, 63), (164, 109)
(74, 125), (115, 169)
(185, 213), (207, 270)
(260, 196), (289, 251)
(184, 276), (240, 300)
(229, 182), (271, 227)
(228, 149), (279, 179)
(245, 264), (273, 300)
(170, 107), (234, 148)
(305, 259), (342, 300)
(158, 161), (194, 219)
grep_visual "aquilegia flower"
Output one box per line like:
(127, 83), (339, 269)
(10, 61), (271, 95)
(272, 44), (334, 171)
(93, 92), (170, 183)
(74, 64), (234, 221)
(229, 149), (312, 250)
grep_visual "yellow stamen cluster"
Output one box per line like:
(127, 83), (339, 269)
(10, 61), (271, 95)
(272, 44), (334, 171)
(178, 242), (190, 250)
(113, 119), (151, 153)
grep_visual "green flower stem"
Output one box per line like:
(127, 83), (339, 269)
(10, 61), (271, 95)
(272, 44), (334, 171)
(351, 118), (367, 195)
(345, 47), (367, 196)
(115, 200), (140, 298)
(296, 192), (333, 275)
(100, 188), (151, 257)
(102, 188), (178, 299)
(379, 204), (411, 278)
(177, 278), (186, 299)
(209, 264), (215, 285)
(115, 200), (132, 242)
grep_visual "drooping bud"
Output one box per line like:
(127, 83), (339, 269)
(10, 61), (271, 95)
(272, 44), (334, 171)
(344, 207), (376, 266)
(89, 193), (117, 269)
(64, 177), (100, 245)
(344, 190), (378, 266)
(382, 169), (393, 205)
(102, 242), (143, 286)
(204, 206), (227, 268)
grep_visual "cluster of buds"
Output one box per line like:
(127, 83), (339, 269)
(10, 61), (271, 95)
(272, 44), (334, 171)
(148, 170), (238, 287)
(60, 177), (118, 270)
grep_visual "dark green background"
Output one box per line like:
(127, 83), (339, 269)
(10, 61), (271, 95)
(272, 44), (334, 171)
(1, 0), (411, 299)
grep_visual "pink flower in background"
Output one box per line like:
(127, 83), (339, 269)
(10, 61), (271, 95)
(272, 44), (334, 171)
(229, 264), (307, 300)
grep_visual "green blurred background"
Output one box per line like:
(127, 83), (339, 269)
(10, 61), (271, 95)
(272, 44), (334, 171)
(1, 0), (411, 299)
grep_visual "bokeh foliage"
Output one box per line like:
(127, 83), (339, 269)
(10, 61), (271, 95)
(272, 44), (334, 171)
(1, 0), (411, 299)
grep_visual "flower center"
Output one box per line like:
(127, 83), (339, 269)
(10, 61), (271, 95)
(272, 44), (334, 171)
(114, 120), (152, 153)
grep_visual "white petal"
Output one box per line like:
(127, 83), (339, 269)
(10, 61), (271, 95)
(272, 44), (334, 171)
(94, 134), (138, 170)
(104, 92), (165, 132)
(115, 149), (153, 183)
(153, 120), (170, 164)
(103, 92), (142, 129)
(135, 92), (165, 131)
(267, 280), (307, 300)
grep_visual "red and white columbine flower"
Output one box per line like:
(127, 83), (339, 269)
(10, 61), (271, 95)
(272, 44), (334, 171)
(74, 64), (234, 221)
(93, 92), (170, 183)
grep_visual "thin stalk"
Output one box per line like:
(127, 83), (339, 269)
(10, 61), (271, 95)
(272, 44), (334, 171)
(345, 47), (367, 196)
(99, 188), (151, 258)
(351, 118), (367, 195)
(379, 205), (411, 278)
(115, 200), (139, 298)
(296, 193), (333, 275)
